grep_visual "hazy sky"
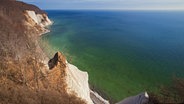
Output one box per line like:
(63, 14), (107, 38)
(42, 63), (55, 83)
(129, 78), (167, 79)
(20, 0), (184, 10)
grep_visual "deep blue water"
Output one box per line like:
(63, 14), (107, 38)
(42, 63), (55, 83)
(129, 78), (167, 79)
(42, 10), (184, 101)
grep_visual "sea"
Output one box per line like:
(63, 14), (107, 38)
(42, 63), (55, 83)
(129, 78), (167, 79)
(41, 10), (184, 101)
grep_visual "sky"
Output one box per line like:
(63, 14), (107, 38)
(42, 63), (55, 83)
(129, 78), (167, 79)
(20, 0), (184, 10)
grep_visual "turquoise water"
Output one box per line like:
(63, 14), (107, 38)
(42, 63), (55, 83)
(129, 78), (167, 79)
(42, 10), (184, 101)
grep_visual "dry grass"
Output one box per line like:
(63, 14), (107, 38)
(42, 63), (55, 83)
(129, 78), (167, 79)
(0, 55), (86, 104)
(0, 83), (86, 104)
(0, 0), (87, 103)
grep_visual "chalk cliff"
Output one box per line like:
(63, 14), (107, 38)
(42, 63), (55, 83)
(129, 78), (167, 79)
(47, 52), (110, 104)
(26, 10), (52, 27)
(0, 0), (109, 104)
(0, 0), (83, 103)
(25, 10), (52, 35)
(0, 0), (52, 59)
(48, 52), (94, 104)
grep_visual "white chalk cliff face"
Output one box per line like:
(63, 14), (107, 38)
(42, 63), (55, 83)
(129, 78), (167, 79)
(25, 10), (94, 103)
(66, 63), (94, 104)
(25, 9), (109, 103)
(48, 52), (109, 104)
(26, 10), (52, 27)
(0, 0), (110, 103)
(48, 52), (94, 104)
(24, 10), (52, 35)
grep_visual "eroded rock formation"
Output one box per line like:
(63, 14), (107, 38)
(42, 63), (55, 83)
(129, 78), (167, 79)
(48, 52), (94, 104)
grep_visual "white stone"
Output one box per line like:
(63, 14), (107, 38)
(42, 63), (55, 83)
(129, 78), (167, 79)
(26, 10), (52, 27)
(66, 63), (94, 104)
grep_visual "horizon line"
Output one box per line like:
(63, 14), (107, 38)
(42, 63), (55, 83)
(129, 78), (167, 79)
(43, 8), (184, 11)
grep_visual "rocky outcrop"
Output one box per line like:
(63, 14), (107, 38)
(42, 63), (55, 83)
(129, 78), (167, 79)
(116, 92), (149, 104)
(26, 10), (52, 27)
(48, 52), (66, 69)
(48, 52), (110, 104)
(24, 10), (52, 35)
(48, 52), (93, 104)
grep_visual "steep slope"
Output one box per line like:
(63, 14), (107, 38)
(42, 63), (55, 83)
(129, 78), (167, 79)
(48, 52), (93, 104)
(0, 0), (50, 59)
(0, 0), (86, 104)
(0, 0), (110, 104)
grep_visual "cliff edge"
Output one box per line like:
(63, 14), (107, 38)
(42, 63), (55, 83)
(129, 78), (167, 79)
(0, 0), (84, 103)
(0, 0), (109, 104)
(48, 52), (93, 104)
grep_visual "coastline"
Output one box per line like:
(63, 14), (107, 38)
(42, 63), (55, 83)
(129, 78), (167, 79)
(1, 0), (183, 103)
(39, 19), (110, 104)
